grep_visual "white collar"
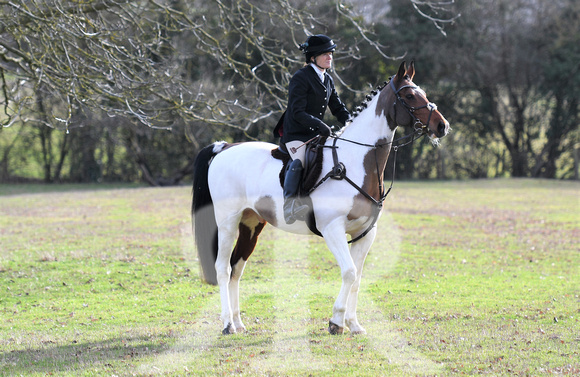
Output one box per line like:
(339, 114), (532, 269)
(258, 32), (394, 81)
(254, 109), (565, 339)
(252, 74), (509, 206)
(309, 63), (326, 83)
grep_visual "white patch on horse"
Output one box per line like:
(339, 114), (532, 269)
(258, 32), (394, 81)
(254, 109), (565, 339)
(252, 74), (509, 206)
(212, 141), (228, 153)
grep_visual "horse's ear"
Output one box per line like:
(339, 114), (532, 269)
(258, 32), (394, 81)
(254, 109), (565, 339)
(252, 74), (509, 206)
(407, 60), (415, 81)
(396, 61), (406, 81)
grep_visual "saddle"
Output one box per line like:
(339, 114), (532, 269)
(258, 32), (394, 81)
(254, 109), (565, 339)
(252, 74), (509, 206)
(271, 137), (327, 236)
(271, 136), (327, 194)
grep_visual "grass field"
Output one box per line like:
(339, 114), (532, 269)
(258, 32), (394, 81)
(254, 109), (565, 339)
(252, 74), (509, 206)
(0, 179), (578, 376)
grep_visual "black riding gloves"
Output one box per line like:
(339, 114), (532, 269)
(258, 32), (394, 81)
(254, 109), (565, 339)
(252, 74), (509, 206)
(318, 122), (332, 137)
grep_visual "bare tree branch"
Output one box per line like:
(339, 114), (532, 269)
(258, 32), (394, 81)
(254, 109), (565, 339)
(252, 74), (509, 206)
(0, 0), (460, 133)
(410, 0), (460, 36)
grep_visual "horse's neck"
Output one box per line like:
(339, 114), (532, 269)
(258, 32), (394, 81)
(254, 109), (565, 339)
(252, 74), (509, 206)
(335, 97), (395, 177)
(340, 97), (395, 149)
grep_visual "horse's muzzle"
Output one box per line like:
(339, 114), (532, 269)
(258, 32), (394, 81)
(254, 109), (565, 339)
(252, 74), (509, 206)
(436, 120), (450, 138)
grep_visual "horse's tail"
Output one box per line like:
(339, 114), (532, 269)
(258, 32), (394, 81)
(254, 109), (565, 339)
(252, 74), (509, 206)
(192, 142), (227, 285)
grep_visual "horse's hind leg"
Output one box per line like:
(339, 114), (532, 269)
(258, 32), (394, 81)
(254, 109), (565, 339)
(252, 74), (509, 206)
(345, 227), (377, 335)
(215, 213), (242, 335)
(229, 211), (266, 332)
(229, 257), (247, 332)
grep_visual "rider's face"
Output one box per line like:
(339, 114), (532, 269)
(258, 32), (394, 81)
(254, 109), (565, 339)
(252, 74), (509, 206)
(313, 52), (333, 70)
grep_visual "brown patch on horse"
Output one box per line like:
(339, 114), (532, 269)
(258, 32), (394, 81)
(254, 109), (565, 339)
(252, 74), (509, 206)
(375, 83), (398, 131)
(230, 209), (266, 267)
(255, 196), (277, 227)
(375, 87), (390, 121)
(347, 139), (391, 220)
(376, 61), (417, 131)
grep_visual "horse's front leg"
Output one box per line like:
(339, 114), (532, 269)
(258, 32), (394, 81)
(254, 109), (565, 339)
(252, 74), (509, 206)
(345, 226), (377, 335)
(322, 219), (357, 335)
(215, 217), (239, 335)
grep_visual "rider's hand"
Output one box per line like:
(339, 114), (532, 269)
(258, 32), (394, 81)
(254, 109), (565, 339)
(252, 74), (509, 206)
(318, 123), (332, 137)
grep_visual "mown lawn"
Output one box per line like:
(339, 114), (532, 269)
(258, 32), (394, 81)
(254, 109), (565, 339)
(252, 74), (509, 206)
(0, 179), (578, 376)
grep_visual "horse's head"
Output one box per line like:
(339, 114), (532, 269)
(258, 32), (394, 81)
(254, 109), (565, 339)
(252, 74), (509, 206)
(379, 61), (450, 142)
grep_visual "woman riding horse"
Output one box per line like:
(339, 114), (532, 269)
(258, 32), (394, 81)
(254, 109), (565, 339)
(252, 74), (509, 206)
(193, 60), (450, 335)
(275, 34), (351, 224)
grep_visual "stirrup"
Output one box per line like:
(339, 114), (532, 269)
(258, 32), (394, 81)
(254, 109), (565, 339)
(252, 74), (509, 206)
(292, 202), (309, 220)
(284, 199), (309, 224)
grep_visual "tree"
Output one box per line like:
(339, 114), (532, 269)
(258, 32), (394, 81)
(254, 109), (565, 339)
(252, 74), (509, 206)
(0, 0), (394, 183)
(440, 0), (578, 178)
(534, 0), (580, 178)
(0, 0), (459, 183)
(0, 0), (401, 131)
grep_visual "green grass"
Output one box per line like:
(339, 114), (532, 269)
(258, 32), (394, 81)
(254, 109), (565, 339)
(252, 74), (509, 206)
(0, 179), (578, 376)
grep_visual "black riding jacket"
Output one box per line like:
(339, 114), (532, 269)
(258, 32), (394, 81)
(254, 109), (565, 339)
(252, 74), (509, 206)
(277, 65), (350, 143)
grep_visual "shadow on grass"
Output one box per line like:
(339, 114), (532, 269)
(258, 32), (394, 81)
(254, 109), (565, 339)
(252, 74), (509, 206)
(1, 335), (166, 375)
(0, 183), (153, 197)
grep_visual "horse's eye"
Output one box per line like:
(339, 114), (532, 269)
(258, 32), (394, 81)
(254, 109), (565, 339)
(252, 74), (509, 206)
(406, 94), (414, 100)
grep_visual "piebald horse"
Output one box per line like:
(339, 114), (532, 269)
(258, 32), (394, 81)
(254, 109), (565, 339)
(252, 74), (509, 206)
(192, 61), (450, 335)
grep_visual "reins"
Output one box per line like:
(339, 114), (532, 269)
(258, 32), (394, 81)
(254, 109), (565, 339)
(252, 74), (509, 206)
(308, 127), (424, 195)
(303, 129), (425, 244)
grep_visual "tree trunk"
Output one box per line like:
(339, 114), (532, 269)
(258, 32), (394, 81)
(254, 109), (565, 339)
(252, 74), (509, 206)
(36, 92), (53, 183)
(68, 117), (101, 183)
(53, 133), (70, 182)
(125, 129), (158, 186)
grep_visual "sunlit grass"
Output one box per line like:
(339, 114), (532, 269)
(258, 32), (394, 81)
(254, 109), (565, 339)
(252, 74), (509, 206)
(0, 179), (578, 376)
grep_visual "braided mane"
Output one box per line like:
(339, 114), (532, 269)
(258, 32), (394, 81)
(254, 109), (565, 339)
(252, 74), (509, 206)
(351, 78), (391, 119)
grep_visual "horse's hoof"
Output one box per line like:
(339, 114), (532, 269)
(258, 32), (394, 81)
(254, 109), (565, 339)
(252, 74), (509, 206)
(347, 322), (367, 335)
(328, 320), (344, 335)
(350, 329), (367, 335)
(222, 323), (236, 335)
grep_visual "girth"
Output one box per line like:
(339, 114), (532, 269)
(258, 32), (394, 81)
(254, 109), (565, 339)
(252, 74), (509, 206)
(307, 137), (386, 244)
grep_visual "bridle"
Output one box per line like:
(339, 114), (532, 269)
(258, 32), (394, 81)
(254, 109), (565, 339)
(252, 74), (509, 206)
(330, 75), (438, 149)
(389, 76), (438, 136)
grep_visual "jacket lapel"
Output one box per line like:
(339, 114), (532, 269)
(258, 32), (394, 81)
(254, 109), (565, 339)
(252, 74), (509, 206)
(307, 65), (326, 89)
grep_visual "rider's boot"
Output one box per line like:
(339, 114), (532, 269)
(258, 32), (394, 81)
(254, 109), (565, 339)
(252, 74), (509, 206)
(283, 159), (309, 224)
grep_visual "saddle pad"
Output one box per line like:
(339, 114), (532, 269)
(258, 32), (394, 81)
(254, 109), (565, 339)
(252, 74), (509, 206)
(271, 140), (326, 194)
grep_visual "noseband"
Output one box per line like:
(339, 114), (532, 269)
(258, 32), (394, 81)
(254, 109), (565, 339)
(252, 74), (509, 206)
(389, 77), (437, 134)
